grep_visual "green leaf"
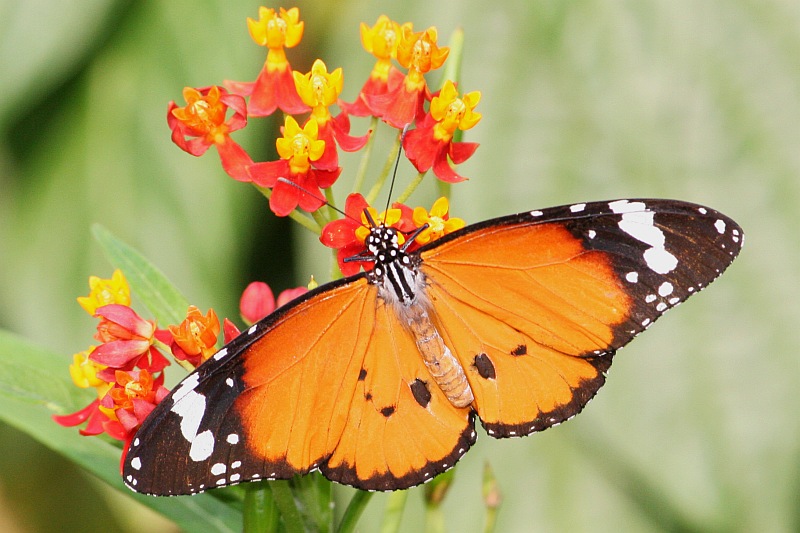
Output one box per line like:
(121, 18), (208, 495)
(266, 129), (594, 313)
(92, 223), (189, 326)
(0, 329), (240, 532)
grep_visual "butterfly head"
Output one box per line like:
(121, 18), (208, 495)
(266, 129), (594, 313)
(366, 226), (411, 272)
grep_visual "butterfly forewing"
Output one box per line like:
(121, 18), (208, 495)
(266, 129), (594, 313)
(418, 199), (742, 437)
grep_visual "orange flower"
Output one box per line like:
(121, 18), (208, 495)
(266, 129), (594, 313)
(168, 86), (253, 181)
(99, 369), (169, 434)
(225, 7), (309, 116)
(164, 306), (221, 368)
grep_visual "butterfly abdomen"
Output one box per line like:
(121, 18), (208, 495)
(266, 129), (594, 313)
(402, 298), (474, 408)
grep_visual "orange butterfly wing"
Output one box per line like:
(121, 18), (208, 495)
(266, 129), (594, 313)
(418, 200), (741, 437)
(125, 276), (473, 494)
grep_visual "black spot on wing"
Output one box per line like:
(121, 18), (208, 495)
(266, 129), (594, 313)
(358, 368), (367, 381)
(473, 353), (496, 380)
(511, 344), (527, 356)
(380, 405), (396, 417)
(410, 379), (432, 408)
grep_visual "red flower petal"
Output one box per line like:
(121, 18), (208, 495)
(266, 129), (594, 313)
(449, 141), (479, 165)
(215, 137), (254, 182)
(91, 340), (151, 367)
(223, 318), (241, 344)
(248, 159), (289, 188)
(52, 399), (101, 427)
(432, 152), (468, 183)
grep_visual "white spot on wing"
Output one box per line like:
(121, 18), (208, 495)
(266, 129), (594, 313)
(715, 219), (726, 234)
(531, 210), (543, 217)
(190, 430), (215, 461)
(227, 433), (239, 444)
(570, 203), (586, 213)
(611, 200), (678, 273)
(172, 374), (201, 403)
(211, 463), (227, 476)
(248, 324), (257, 335)
(213, 347), (228, 361)
(625, 272), (639, 283)
(131, 457), (142, 470)
(171, 389), (206, 445)
(658, 281), (674, 297)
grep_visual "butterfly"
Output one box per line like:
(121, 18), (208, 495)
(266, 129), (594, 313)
(123, 198), (742, 495)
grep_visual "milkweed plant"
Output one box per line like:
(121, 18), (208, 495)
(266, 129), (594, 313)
(49, 6), (500, 533)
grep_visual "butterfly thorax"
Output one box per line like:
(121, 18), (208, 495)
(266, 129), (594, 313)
(364, 225), (475, 408)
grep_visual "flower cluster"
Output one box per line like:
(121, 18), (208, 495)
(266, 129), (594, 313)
(167, 7), (481, 236)
(57, 7), (481, 463)
(54, 270), (305, 445)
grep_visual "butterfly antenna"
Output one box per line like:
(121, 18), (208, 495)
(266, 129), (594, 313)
(382, 124), (411, 222)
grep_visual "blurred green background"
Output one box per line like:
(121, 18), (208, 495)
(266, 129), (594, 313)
(1, 0), (797, 531)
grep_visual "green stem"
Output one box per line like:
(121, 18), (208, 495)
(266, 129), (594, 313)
(440, 27), (465, 91)
(396, 171), (427, 204)
(425, 504), (445, 533)
(366, 132), (403, 205)
(243, 481), (279, 533)
(269, 480), (306, 533)
(311, 209), (330, 232)
(324, 187), (338, 221)
(379, 490), (409, 533)
(352, 117), (379, 194)
(337, 490), (373, 533)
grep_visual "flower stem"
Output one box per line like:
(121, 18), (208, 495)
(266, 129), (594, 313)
(396, 171), (426, 204)
(366, 131), (403, 205)
(379, 490), (408, 533)
(337, 490), (373, 533)
(269, 480), (307, 533)
(353, 117), (379, 194)
(243, 481), (279, 533)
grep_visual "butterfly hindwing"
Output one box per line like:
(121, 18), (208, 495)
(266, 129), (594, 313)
(418, 199), (742, 437)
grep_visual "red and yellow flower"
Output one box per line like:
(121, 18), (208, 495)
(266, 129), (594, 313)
(343, 15), (406, 117)
(225, 7), (309, 116)
(367, 25), (449, 128)
(77, 269), (130, 316)
(411, 197), (465, 245)
(403, 80), (481, 182)
(168, 86), (253, 181)
(293, 59), (370, 171)
(248, 116), (342, 216)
